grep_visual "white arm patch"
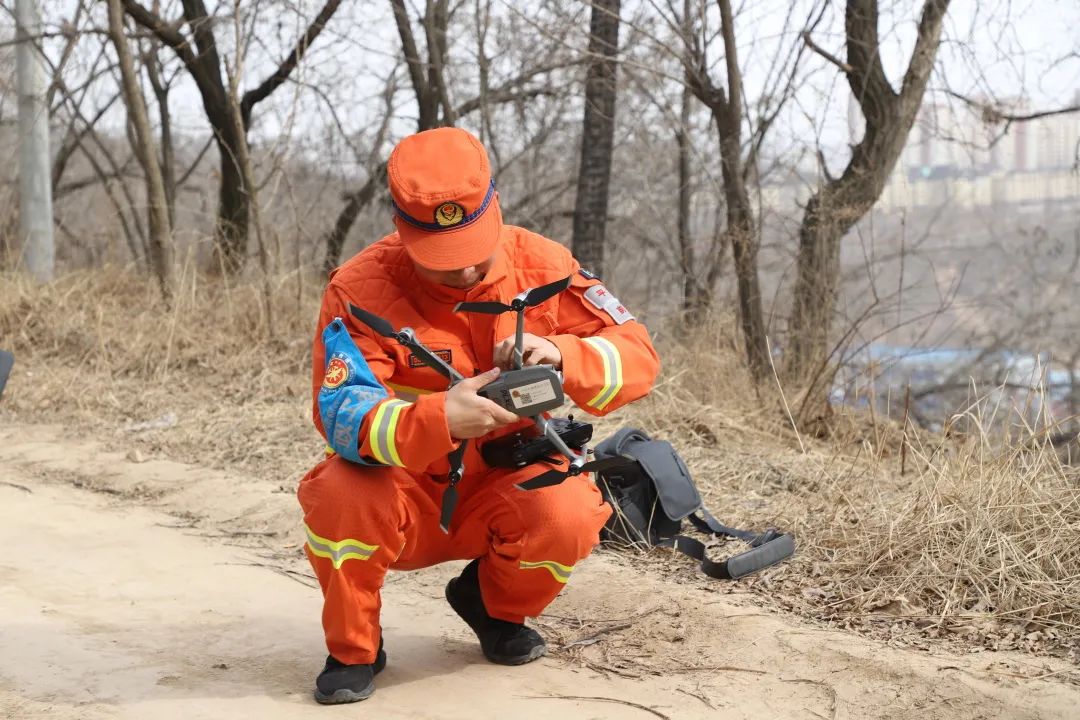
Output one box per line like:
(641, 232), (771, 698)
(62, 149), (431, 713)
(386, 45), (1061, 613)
(583, 284), (635, 325)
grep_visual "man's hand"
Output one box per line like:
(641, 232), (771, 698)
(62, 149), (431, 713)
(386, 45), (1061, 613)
(493, 333), (562, 370)
(445, 368), (520, 439)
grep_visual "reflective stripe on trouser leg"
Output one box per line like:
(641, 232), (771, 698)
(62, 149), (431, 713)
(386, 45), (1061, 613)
(519, 559), (574, 584)
(305, 523), (379, 570)
(582, 337), (623, 411)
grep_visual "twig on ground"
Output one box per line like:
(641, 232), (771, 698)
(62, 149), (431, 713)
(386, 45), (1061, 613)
(676, 686), (716, 710)
(556, 621), (633, 651)
(781, 678), (838, 720)
(521, 694), (671, 719)
(0, 481), (33, 493)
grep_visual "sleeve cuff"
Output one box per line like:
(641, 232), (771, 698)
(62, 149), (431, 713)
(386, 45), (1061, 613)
(401, 391), (457, 469)
(547, 333), (588, 399)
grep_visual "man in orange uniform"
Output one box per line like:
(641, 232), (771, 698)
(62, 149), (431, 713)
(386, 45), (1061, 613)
(299, 127), (660, 704)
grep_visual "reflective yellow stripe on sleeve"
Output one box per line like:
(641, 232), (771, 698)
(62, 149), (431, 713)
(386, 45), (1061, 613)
(519, 559), (574, 584)
(386, 382), (433, 403)
(305, 524), (379, 569)
(583, 337), (623, 411)
(368, 399), (410, 466)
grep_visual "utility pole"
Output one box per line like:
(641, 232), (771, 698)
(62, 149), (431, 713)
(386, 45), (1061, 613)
(15, 0), (54, 282)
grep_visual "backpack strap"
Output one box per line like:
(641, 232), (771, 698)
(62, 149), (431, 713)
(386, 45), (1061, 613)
(659, 531), (795, 580)
(679, 505), (797, 579)
(687, 507), (761, 544)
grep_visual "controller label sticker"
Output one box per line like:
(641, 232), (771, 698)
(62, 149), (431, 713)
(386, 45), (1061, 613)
(510, 379), (558, 409)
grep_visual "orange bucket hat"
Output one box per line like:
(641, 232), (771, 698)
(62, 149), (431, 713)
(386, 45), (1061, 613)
(387, 127), (502, 271)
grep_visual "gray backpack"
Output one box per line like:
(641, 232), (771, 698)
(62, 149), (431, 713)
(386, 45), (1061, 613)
(594, 428), (795, 580)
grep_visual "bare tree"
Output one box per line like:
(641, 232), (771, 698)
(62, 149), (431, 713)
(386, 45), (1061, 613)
(106, 0), (173, 299)
(786, 0), (951, 394)
(120, 0), (344, 274)
(681, 0), (769, 381)
(571, 0), (620, 277)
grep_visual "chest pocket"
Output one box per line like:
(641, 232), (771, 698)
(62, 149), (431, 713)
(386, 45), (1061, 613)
(387, 334), (472, 400)
(524, 303), (559, 336)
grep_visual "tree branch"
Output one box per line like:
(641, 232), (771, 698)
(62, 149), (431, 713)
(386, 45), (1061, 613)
(945, 89), (1080, 124)
(120, 0), (197, 69)
(898, 0), (949, 102)
(389, 0), (430, 112)
(240, 0), (343, 125)
(424, 0), (456, 125)
(801, 30), (852, 74)
(844, 0), (897, 118)
(455, 86), (555, 117)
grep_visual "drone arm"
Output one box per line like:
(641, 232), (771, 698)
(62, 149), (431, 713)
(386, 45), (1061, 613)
(397, 329), (465, 384)
(513, 311), (525, 370)
(534, 414), (582, 464)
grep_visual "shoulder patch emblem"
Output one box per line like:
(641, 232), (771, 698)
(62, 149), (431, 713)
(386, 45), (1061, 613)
(579, 268), (599, 281)
(323, 356), (350, 389)
(583, 284), (635, 325)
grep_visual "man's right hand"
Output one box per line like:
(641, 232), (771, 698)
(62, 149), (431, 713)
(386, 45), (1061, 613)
(445, 367), (519, 439)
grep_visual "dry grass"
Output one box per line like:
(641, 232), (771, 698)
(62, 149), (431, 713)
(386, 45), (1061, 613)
(0, 267), (323, 482)
(2, 268), (1078, 662)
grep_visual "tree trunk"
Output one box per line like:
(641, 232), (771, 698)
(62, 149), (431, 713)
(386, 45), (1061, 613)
(322, 165), (386, 274)
(786, 0), (950, 392)
(677, 83), (695, 317)
(717, 116), (769, 381)
(143, 50), (176, 228)
(107, 0), (174, 300)
(212, 133), (250, 275)
(571, 0), (620, 277)
(717, 0), (768, 381)
(676, 75), (716, 322)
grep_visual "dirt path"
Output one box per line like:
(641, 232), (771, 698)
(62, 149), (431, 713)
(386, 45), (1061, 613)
(1, 424), (1077, 719)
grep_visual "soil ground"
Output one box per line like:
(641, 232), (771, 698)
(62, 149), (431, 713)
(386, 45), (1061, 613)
(1, 423), (1078, 719)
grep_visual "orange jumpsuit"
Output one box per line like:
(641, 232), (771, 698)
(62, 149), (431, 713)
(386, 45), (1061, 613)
(298, 226), (660, 666)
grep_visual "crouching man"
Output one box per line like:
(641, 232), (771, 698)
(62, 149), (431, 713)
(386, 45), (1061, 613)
(298, 127), (660, 704)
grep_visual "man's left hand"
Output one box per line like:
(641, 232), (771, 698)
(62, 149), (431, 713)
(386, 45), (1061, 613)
(494, 333), (562, 370)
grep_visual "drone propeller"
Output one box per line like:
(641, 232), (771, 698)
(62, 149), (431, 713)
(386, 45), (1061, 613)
(347, 303), (398, 339)
(516, 453), (635, 491)
(347, 303), (463, 383)
(452, 300), (511, 314)
(455, 275), (572, 315)
(439, 441), (469, 532)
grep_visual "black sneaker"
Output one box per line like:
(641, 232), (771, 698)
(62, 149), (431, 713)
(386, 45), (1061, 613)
(313, 637), (387, 705)
(445, 559), (547, 665)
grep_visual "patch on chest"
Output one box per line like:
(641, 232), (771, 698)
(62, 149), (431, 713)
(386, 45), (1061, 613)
(583, 284), (635, 325)
(408, 348), (453, 369)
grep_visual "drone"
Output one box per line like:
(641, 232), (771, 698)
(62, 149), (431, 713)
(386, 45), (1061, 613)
(347, 275), (632, 532)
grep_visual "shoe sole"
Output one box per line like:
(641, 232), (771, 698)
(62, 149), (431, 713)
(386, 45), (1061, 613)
(314, 684), (374, 704)
(445, 580), (548, 666)
(483, 642), (548, 666)
(312, 650), (386, 705)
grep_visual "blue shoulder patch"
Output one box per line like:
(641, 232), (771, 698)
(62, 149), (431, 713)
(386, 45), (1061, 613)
(579, 268), (599, 281)
(317, 318), (388, 464)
